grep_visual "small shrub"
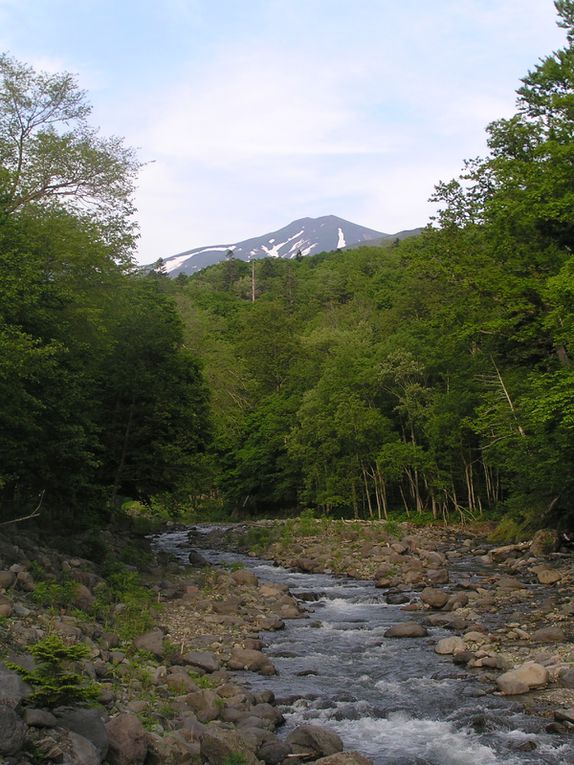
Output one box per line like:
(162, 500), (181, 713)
(8, 635), (99, 707)
(32, 579), (79, 610)
(223, 754), (248, 765)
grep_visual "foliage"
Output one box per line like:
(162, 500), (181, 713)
(8, 634), (99, 707)
(169, 3), (574, 529)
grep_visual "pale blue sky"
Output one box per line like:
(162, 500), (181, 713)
(0, 0), (566, 263)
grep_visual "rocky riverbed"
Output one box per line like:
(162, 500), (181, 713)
(0, 520), (572, 765)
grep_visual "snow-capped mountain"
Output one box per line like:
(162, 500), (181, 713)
(155, 215), (399, 277)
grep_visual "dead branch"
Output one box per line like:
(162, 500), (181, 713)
(0, 490), (45, 527)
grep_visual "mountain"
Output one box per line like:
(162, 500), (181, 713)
(155, 215), (413, 277)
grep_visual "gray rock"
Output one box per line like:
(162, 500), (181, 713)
(0, 570), (16, 588)
(560, 668), (574, 688)
(133, 629), (165, 659)
(497, 662), (549, 695)
(181, 650), (220, 673)
(0, 662), (31, 707)
(384, 621), (428, 638)
(145, 731), (201, 765)
(231, 569), (259, 587)
(420, 587), (449, 609)
(55, 707), (108, 760)
(183, 690), (220, 723)
(228, 647), (277, 675)
(0, 705), (26, 755)
(199, 726), (261, 765)
(531, 626), (566, 643)
(286, 724), (344, 757)
(258, 738), (291, 764)
(24, 708), (57, 727)
(435, 636), (465, 655)
(106, 713), (148, 765)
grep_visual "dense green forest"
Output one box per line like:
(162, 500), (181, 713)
(2, 2), (574, 532)
(0, 54), (211, 526)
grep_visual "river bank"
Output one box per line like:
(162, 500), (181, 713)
(191, 520), (574, 727)
(0, 524), (372, 765)
(0, 519), (572, 764)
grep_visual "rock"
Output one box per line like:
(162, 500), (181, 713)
(24, 708), (57, 727)
(0, 570), (16, 588)
(420, 587), (449, 609)
(426, 569), (449, 585)
(533, 567), (562, 585)
(0, 705), (26, 755)
(532, 626), (566, 643)
(228, 647), (277, 675)
(385, 592), (410, 605)
(555, 708), (574, 725)
(258, 738), (291, 764)
(231, 569), (258, 587)
(199, 726), (261, 765)
(106, 713), (148, 765)
(73, 583), (95, 610)
(38, 730), (101, 765)
(286, 724), (344, 757)
(181, 650), (220, 673)
(15, 570), (35, 591)
(497, 662), (549, 695)
(560, 668), (574, 688)
(435, 636), (465, 655)
(384, 621), (428, 638)
(0, 595), (13, 617)
(133, 629), (165, 659)
(165, 672), (199, 694)
(259, 582), (289, 597)
(55, 706), (108, 760)
(212, 597), (242, 615)
(66, 731), (101, 765)
(313, 754), (374, 765)
(0, 662), (31, 707)
(146, 730), (201, 765)
(188, 550), (209, 567)
(530, 529), (560, 556)
(183, 690), (220, 723)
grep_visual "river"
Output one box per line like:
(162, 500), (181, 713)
(155, 528), (572, 765)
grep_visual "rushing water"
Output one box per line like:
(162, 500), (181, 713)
(155, 528), (572, 765)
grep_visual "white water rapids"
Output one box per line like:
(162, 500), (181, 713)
(155, 529), (572, 765)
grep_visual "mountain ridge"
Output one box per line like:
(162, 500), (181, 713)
(152, 215), (420, 277)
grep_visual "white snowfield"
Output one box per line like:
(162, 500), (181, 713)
(337, 227), (346, 248)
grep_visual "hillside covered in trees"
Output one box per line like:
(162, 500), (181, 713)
(2, 2), (574, 534)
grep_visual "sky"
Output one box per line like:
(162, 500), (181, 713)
(0, 0), (567, 264)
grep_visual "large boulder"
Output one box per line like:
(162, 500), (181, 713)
(420, 588), (449, 609)
(106, 713), (148, 765)
(199, 726), (261, 765)
(286, 724), (344, 758)
(435, 636), (465, 655)
(181, 650), (220, 673)
(183, 690), (220, 723)
(497, 662), (549, 695)
(231, 569), (259, 587)
(54, 707), (108, 760)
(37, 730), (100, 765)
(532, 626), (566, 643)
(0, 705), (26, 755)
(0, 662), (31, 707)
(133, 629), (165, 659)
(228, 647), (277, 675)
(146, 731), (201, 765)
(384, 621), (428, 638)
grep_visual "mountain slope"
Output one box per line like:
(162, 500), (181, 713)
(158, 215), (388, 276)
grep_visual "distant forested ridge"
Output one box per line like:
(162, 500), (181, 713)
(169, 1), (574, 529)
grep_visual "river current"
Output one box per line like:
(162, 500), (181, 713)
(155, 528), (572, 765)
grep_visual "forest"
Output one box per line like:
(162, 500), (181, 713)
(2, 1), (574, 533)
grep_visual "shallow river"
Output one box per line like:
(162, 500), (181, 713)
(156, 528), (572, 765)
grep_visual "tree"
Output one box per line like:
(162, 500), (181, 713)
(0, 54), (139, 253)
